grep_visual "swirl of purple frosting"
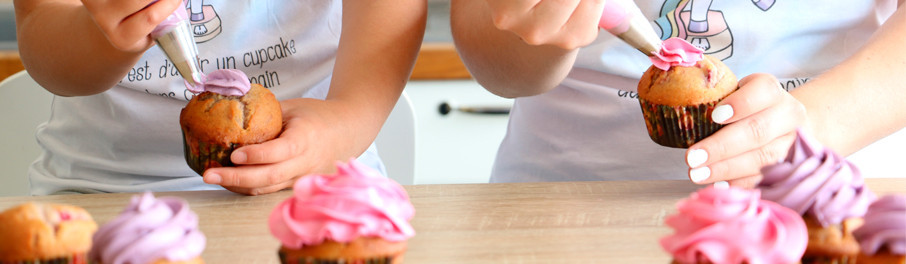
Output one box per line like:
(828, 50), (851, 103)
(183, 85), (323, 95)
(185, 69), (252, 96)
(89, 192), (206, 264)
(853, 195), (906, 255)
(758, 128), (876, 227)
(149, 0), (189, 38)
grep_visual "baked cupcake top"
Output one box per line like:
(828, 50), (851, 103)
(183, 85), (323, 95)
(89, 192), (205, 264)
(0, 202), (97, 261)
(660, 185), (807, 264)
(758, 129), (876, 227)
(185, 69), (252, 96)
(269, 159), (416, 249)
(637, 38), (737, 106)
(853, 194), (906, 256)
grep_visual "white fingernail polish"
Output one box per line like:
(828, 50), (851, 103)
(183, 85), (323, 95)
(690, 167), (711, 183)
(687, 149), (708, 168)
(712, 104), (734, 123)
(713, 181), (729, 189)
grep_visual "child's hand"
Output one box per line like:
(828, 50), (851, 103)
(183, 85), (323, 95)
(200, 98), (356, 196)
(80, 0), (183, 52)
(684, 73), (808, 188)
(484, 0), (606, 50)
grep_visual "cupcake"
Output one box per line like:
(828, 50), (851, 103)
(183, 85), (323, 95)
(179, 69), (283, 175)
(759, 129), (876, 264)
(269, 158), (416, 264)
(89, 192), (206, 264)
(637, 37), (738, 148)
(660, 185), (808, 264)
(853, 195), (906, 264)
(0, 203), (97, 264)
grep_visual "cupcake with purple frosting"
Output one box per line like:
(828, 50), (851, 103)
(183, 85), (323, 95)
(758, 129), (876, 264)
(89, 192), (206, 264)
(853, 195), (906, 263)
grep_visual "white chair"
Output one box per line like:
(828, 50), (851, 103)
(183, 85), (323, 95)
(0, 70), (52, 197)
(375, 92), (417, 185)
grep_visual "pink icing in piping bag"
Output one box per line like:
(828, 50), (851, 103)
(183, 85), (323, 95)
(598, 0), (662, 56)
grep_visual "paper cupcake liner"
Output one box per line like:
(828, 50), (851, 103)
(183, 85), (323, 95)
(181, 129), (238, 176)
(639, 99), (723, 148)
(277, 251), (396, 264)
(3, 253), (88, 264)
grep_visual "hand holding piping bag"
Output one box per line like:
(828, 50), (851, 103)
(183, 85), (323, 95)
(598, 0), (662, 56)
(150, 0), (205, 88)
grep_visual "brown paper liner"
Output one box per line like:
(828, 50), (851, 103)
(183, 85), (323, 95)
(639, 99), (723, 148)
(181, 129), (239, 176)
(2, 253), (88, 264)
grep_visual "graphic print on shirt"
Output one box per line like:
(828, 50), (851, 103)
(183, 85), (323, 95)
(186, 0), (222, 43)
(653, 0), (775, 60)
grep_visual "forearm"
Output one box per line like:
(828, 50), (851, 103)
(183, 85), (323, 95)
(15, 0), (146, 96)
(450, 0), (577, 98)
(792, 6), (906, 155)
(327, 0), (426, 157)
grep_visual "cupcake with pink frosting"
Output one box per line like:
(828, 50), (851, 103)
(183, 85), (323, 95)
(89, 192), (205, 264)
(636, 37), (738, 148)
(660, 185), (807, 264)
(853, 195), (906, 263)
(758, 128), (876, 263)
(269, 158), (415, 264)
(179, 69), (283, 176)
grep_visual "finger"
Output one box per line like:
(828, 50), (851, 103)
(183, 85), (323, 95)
(230, 132), (300, 165)
(688, 132), (796, 184)
(203, 158), (306, 189)
(550, 0), (605, 49)
(486, 0), (538, 30)
(726, 175), (763, 189)
(687, 90), (804, 169)
(518, 0), (581, 45)
(710, 73), (785, 124)
(223, 180), (295, 196)
(114, 0), (183, 49)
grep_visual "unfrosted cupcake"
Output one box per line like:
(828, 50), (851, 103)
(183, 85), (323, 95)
(179, 69), (283, 175)
(660, 185), (807, 264)
(0, 203), (97, 264)
(269, 158), (416, 264)
(89, 192), (206, 264)
(637, 37), (738, 148)
(759, 129), (876, 264)
(853, 195), (906, 264)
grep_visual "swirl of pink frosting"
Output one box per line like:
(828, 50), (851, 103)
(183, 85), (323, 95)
(269, 158), (416, 249)
(650, 37), (704, 71)
(149, 0), (189, 38)
(185, 69), (252, 96)
(853, 195), (906, 255)
(758, 129), (876, 227)
(660, 186), (808, 264)
(89, 192), (205, 264)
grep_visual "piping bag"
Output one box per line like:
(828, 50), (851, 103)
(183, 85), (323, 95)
(150, 1), (204, 88)
(598, 0), (662, 56)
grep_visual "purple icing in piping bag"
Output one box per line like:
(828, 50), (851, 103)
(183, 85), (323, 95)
(150, 0), (189, 38)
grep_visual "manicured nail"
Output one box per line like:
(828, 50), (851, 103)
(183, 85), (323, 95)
(686, 149), (708, 168)
(690, 167), (711, 183)
(232, 151), (247, 164)
(205, 173), (222, 184)
(711, 104), (734, 123)
(713, 181), (729, 189)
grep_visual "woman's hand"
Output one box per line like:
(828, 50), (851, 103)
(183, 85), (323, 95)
(201, 98), (358, 196)
(80, 0), (182, 52)
(484, 0), (606, 49)
(684, 73), (808, 187)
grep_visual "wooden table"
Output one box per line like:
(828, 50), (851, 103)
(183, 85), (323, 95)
(2, 179), (903, 263)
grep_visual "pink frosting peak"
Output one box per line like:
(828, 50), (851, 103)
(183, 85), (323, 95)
(758, 129), (876, 227)
(89, 192), (205, 264)
(268, 159), (416, 249)
(660, 186), (808, 264)
(185, 69), (252, 96)
(149, 0), (189, 38)
(853, 195), (906, 255)
(650, 37), (704, 71)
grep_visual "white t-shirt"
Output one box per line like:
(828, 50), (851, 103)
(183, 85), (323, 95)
(492, 0), (900, 182)
(29, 0), (386, 195)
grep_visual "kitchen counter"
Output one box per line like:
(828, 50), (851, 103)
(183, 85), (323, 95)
(2, 179), (903, 263)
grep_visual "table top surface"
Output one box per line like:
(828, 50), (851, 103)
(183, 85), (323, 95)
(1, 179), (904, 263)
